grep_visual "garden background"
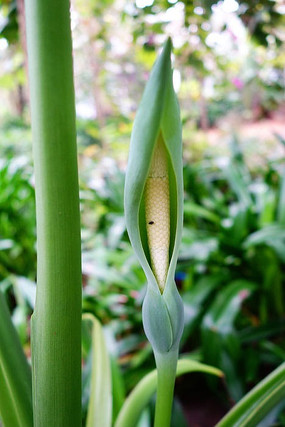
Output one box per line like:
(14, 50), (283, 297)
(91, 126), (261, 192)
(0, 0), (285, 425)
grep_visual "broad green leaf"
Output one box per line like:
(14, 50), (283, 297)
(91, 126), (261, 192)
(0, 291), (33, 427)
(115, 358), (223, 427)
(217, 362), (285, 427)
(124, 38), (184, 354)
(83, 314), (112, 427)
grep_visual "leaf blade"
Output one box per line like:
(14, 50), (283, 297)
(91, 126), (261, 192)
(84, 314), (112, 427)
(217, 362), (285, 427)
(0, 292), (33, 427)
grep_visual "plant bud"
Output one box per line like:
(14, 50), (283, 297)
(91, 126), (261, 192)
(124, 38), (184, 353)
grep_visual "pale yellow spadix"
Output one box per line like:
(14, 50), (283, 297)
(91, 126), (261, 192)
(145, 134), (170, 292)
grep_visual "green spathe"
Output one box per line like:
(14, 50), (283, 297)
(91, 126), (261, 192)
(124, 38), (184, 354)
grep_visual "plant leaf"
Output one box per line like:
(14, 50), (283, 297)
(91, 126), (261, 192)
(202, 280), (256, 334)
(217, 362), (285, 427)
(277, 169), (285, 225)
(202, 280), (256, 401)
(110, 357), (125, 424)
(84, 314), (112, 427)
(0, 291), (33, 427)
(244, 224), (285, 261)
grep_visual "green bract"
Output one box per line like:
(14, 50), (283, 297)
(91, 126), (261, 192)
(124, 38), (184, 354)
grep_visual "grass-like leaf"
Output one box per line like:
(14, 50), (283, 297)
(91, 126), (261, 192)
(0, 292), (33, 427)
(217, 362), (285, 426)
(84, 314), (112, 427)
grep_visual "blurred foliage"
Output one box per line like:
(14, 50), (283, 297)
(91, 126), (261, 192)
(1, 115), (285, 423)
(0, 155), (35, 281)
(0, 0), (285, 424)
(181, 134), (285, 408)
(0, 0), (18, 45)
(1, 0), (284, 123)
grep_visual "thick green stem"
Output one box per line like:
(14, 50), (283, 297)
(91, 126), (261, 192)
(25, 1), (82, 426)
(154, 350), (178, 427)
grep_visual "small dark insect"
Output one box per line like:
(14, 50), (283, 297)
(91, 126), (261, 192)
(148, 221), (154, 225)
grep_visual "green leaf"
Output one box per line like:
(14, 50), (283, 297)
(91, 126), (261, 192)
(202, 280), (256, 401)
(228, 205), (249, 245)
(182, 275), (222, 345)
(225, 160), (252, 208)
(115, 358), (223, 427)
(239, 320), (285, 344)
(124, 38), (184, 353)
(277, 169), (285, 225)
(258, 188), (276, 227)
(110, 357), (125, 424)
(0, 291), (33, 427)
(83, 314), (112, 427)
(184, 201), (221, 224)
(202, 280), (256, 335)
(244, 224), (285, 245)
(217, 362), (285, 427)
(244, 224), (285, 261)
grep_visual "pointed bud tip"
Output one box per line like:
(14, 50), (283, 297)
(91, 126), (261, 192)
(154, 36), (172, 74)
(163, 36), (172, 57)
(165, 36), (172, 48)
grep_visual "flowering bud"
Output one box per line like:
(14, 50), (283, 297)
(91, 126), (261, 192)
(124, 38), (184, 353)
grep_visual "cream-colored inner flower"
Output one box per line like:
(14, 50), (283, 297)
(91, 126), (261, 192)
(145, 134), (170, 292)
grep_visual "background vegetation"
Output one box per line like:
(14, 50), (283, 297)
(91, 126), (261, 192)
(0, 0), (284, 425)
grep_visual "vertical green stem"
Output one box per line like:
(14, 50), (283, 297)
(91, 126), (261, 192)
(154, 350), (178, 427)
(25, 1), (82, 426)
